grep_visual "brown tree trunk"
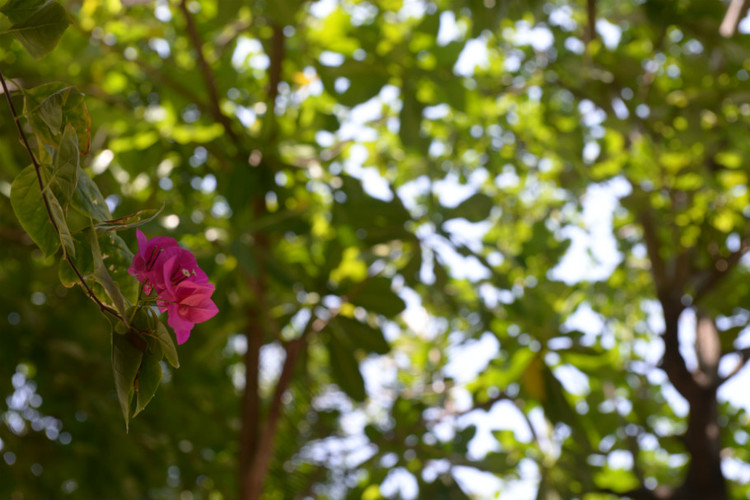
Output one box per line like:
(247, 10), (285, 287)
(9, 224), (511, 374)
(660, 299), (726, 500)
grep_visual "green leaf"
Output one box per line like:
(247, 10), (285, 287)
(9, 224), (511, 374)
(49, 123), (78, 203)
(317, 60), (389, 107)
(71, 167), (111, 221)
(327, 332), (367, 402)
(349, 277), (406, 317)
(0, 0), (48, 24)
(10, 164), (59, 256)
(112, 332), (144, 430)
(4, 1), (70, 59)
(153, 321), (180, 369)
(333, 316), (390, 355)
(24, 83), (69, 137)
(47, 192), (74, 258)
(23, 83), (91, 153)
(90, 227), (130, 321)
(443, 193), (494, 223)
(57, 232), (93, 287)
(133, 338), (162, 417)
(94, 206), (163, 233)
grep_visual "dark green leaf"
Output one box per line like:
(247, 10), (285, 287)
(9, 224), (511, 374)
(327, 334), (366, 402)
(349, 277), (406, 317)
(317, 60), (389, 107)
(133, 338), (163, 417)
(10, 164), (59, 256)
(4, 1), (70, 59)
(443, 193), (494, 223)
(49, 123), (78, 203)
(112, 332), (144, 430)
(23, 83), (90, 153)
(47, 192), (74, 257)
(333, 316), (390, 355)
(153, 321), (180, 369)
(90, 227), (130, 321)
(0, 0), (48, 24)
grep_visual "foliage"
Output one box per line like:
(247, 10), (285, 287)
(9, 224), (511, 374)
(2, 0), (750, 499)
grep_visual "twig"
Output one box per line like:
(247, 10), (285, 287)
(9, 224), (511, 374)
(586, 0), (597, 45)
(0, 71), (127, 324)
(693, 239), (750, 304)
(720, 0), (748, 37)
(719, 347), (750, 386)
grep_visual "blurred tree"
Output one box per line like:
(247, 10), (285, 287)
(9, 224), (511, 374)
(2, 1), (750, 500)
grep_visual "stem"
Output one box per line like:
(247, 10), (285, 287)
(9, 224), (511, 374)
(0, 71), (128, 326)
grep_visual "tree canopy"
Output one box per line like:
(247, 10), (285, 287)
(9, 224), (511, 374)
(2, 1), (750, 499)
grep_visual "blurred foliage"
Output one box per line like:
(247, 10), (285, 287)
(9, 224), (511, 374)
(3, 0), (750, 499)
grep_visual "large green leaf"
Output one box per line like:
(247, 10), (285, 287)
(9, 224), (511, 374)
(317, 60), (390, 107)
(153, 321), (180, 369)
(333, 316), (390, 355)
(443, 193), (494, 223)
(23, 82), (91, 153)
(10, 164), (59, 256)
(90, 227), (130, 321)
(327, 332), (366, 402)
(47, 192), (74, 257)
(71, 167), (111, 221)
(112, 332), (144, 430)
(49, 123), (78, 203)
(133, 337), (163, 417)
(349, 277), (406, 317)
(0, 0), (47, 24)
(3, 1), (70, 59)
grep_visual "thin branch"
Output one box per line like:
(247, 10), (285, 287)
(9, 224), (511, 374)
(243, 335), (305, 499)
(267, 24), (285, 106)
(719, 347), (750, 386)
(178, 0), (240, 144)
(693, 239), (750, 304)
(720, 0), (748, 37)
(586, 0), (597, 44)
(0, 71), (128, 325)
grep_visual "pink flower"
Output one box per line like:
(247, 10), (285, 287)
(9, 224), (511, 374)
(157, 255), (218, 344)
(128, 229), (180, 294)
(129, 230), (218, 344)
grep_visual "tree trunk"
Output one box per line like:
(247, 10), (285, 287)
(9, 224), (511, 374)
(660, 300), (727, 500)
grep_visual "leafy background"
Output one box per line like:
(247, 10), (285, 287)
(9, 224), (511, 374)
(2, 0), (750, 499)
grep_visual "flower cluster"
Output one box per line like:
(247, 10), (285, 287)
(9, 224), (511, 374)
(128, 230), (218, 344)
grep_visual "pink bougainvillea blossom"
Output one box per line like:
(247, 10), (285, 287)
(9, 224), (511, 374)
(128, 229), (180, 294)
(129, 230), (218, 344)
(157, 255), (218, 344)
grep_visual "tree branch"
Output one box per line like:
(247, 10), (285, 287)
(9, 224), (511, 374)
(178, 0), (240, 144)
(586, 0), (597, 44)
(720, 0), (748, 37)
(693, 238), (750, 304)
(243, 335), (305, 499)
(719, 347), (750, 386)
